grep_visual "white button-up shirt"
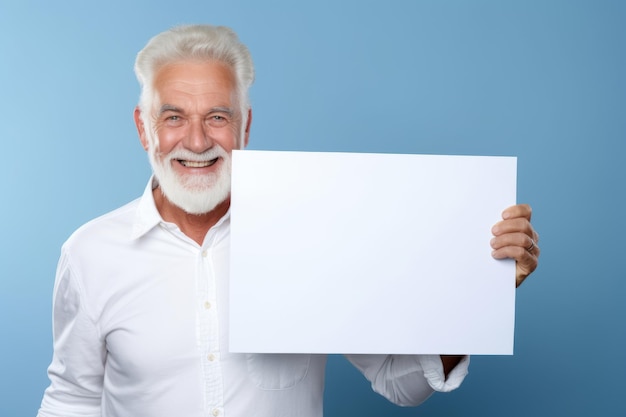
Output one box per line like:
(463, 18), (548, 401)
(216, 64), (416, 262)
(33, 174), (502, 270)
(38, 178), (469, 417)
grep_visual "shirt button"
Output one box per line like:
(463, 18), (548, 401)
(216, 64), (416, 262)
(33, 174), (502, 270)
(202, 250), (208, 258)
(207, 353), (216, 362)
(204, 301), (211, 310)
(212, 408), (221, 416)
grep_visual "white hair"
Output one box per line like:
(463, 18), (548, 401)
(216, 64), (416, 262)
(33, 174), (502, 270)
(134, 24), (255, 148)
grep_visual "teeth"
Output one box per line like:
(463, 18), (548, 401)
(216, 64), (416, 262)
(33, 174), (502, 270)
(180, 158), (218, 168)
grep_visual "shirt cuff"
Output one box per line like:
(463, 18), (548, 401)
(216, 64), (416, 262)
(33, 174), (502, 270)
(418, 355), (470, 392)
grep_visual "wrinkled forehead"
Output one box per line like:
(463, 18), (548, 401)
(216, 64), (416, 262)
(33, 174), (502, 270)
(150, 60), (239, 112)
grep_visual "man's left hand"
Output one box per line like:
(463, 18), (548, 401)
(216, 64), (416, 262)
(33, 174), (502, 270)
(490, 204), (540, 287)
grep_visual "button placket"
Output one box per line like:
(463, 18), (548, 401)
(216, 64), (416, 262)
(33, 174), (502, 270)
(197, 246), (225, 415)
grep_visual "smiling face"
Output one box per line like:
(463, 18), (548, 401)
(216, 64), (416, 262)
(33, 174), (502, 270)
(135, 60), (249, 215)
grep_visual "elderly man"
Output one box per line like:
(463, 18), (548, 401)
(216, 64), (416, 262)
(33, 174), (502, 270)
(38, 25), (540, 417)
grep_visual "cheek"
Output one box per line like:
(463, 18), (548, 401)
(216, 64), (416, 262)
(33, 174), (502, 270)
(215, 125), (241, 152)
(155, 128), (179, 154)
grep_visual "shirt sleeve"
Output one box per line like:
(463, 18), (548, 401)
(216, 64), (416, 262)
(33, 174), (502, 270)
(38, 248), (106, 417)
(344, 354), (470, 407)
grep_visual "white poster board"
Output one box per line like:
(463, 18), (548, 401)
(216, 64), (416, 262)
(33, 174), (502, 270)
(229, 150), (517, 355)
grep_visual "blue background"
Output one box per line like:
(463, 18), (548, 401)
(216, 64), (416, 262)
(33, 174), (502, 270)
(1, 0), (624, 416)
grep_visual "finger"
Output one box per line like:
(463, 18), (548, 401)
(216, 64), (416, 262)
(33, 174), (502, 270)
(491, 239), (541, 258)
(526, 237), (537, 253)
(491, 245), (539, 287)
(490, 232), (537, 252)
(502, 204), (532, 221)
(491, 218), (537, 240)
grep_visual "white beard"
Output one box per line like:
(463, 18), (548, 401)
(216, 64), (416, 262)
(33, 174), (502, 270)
(149, 145), (232, 215)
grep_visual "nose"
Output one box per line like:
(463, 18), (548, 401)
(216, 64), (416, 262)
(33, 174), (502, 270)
(183, 117), (213, 153)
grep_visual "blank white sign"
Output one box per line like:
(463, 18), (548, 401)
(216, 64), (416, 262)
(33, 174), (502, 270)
(229, 150), (517, 355)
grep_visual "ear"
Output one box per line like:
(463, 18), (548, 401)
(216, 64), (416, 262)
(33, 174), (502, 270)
(242, 108), (252, 148)
(134, 106), (150, 151)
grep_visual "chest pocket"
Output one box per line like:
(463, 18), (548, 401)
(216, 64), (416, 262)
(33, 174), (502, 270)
(246, 353), (311, 390)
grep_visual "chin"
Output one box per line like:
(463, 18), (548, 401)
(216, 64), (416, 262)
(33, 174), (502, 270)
(152, 159), (232, 216)
(174, 186), (230, 215)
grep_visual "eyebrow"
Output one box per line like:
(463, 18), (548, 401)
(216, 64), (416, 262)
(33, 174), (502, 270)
(208, 106), (235, 117)
(157, 104), (235, 117)
(158, 104), (182, 116)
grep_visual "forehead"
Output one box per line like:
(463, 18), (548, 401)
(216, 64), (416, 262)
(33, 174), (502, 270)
(152, 60), (237, 104)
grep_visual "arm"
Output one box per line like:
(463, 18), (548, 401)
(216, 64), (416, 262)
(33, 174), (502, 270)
(440, 355), (464, 377)
(345, 354), (469, 406)
(347, 205), (539, 406)
(38, 249), (106, 417)
(438, 204), (540, 377)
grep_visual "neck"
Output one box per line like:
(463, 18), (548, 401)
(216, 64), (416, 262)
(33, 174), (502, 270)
(153, 187), (230, 245)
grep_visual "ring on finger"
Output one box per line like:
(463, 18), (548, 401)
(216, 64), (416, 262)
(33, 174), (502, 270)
(526, 239), (535, 252)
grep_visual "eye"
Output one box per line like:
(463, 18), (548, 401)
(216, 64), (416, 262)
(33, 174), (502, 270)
(163, 114), (184, 127)
(207, 114), (229, 127)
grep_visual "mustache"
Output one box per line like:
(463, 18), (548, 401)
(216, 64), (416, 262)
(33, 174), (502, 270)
(157, 146), (229, 163)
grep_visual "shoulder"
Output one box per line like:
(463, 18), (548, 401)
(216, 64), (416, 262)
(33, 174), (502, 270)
(64, 198), (141, 253)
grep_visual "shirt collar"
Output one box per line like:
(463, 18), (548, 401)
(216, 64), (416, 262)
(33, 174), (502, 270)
(130, 176), (231, 241)
(131, 176), (163, 240)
